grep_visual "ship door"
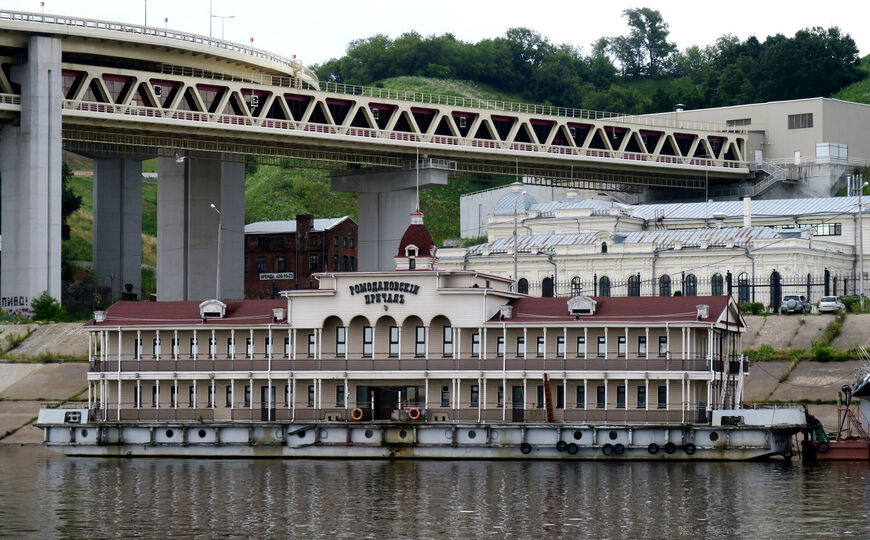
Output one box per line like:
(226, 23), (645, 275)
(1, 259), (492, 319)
(260, 385), (276, 421)
(512, 386), (525, 422)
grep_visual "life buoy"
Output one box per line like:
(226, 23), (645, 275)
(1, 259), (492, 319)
(408, 407), (421, 420)
(664, 442), (677, 454)
(350, 408), (364, 421)
(602, 443), (614, 456)
(684, 443), (697, 455)
(556, 440), (568, 452)
(520, 442), (532, 454)
(648, 443), (660, 455)
(567, 443), (578, 455)
(817, 441), (830, 453)
(614, 443), (625, 455)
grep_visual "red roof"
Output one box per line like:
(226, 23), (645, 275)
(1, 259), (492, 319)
(87, 300), (287, 327)
(396, 213), (435, 258)
(494, 296), (733, 324)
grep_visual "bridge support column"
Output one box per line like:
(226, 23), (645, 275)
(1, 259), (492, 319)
(156, 154), (244, 301)
(93, 158), (143, 300)
(332, 166), (448, 271)
(0, 36), (62, 311)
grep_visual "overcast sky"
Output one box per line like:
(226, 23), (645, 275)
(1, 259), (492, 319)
(4, 0), (868, 67)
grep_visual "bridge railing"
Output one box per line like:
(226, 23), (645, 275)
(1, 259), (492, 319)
(61, 99), (748, 170)
(0, 9), (317, 85)
(317, 81), (742, 134)
(0, 93), (21, 105)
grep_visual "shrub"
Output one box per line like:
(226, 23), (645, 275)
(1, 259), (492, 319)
(812, 341), (834, 362)
(673, 290), (682, 296)
(31, 291), (67, 322)
(740, 302), (765, 315)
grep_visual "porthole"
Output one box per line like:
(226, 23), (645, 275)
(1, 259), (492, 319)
(608, 430), (617, 440)
(166, 429), (174, 438)
(198, 429), (206, 438)
(364, 429), (373, 438)
(320, 428), (328, 440)
(491, 430), (499, 441)
(399, 429), (408, 439)
(573, 430), (583, 440)
(468, 430), (477, 439)
(80, 429), (88, 438)
(709, 432), (719, 442)
(297, 430), (306, 438)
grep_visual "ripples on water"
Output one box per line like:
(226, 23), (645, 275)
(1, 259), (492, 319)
(1, 446), (869, 538)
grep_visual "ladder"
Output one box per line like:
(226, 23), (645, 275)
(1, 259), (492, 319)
(543, 374), (554, 422)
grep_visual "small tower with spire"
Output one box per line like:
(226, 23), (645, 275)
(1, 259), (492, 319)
(394, 210), (436, 270)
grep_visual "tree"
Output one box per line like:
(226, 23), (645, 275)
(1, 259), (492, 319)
(31, 290), (67, 322)
(609, 8), (677, 78)
(61, 162), (82, 241)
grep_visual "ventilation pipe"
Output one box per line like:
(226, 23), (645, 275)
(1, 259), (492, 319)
(743, 197), (752, 228)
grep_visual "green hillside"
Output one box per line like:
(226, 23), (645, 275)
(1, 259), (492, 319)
(833, 54), (870, 104)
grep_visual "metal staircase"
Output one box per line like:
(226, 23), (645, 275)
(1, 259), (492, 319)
(750, 159), (800, 197)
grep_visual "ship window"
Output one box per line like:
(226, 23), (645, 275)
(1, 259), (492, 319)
(658, 385), (667, 408)
(389, 327), (399, 357)
(363, 327), (373, 357)
(244, 385), (251, 408)
(596, 386), (605, 408)
(442, 326), (453, 356)
(226, 385), (233, 407)
(471, 385), (479, 407)
(308, 333), (316, 357)
(576, 386), (585, 409)
(308, 385), (314, 407)
(441, 385), (450, 407)
(576, 337), (586, 357)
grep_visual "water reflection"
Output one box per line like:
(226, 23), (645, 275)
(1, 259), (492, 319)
(1, 447), (868, 538)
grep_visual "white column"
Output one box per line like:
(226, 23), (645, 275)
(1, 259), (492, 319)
(156, 379), (160, 409)
(542, 327), (547, 360)
(230, 329), (235, 360)
(136, 379), (141, 409)
(250, 328), (255, 359)
(230, 379), (234, 409)
(665, 379), (670, 411)
(583, 379), (587, 409)
(292, 329), (297, 361)
(174, 379), (178, 409)
(193, 329), (198, 360)
(522, 377), (527, 411)
(645, 378), (649, 411)
(645, 327), (649, 360)
(604, 378), (608, 411)
(523, 328), (528, 360)
(211, 329), (216, 359)
(604, 327), (608, 360)
(584, 328), (588, 360)
(344, 376), (349, 410)
(173, 329), (178, 360)
(665, 323), (670, 360)
(397, 325), (402, 360)
(424, 326), (429, 360)
(210, 378), (215, 409)
(249, 376), (253, 410)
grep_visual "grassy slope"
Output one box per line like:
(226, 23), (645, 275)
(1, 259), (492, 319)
(833, 54), (870, 104)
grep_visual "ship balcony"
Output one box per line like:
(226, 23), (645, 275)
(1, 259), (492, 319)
(88, 353), (742, 374)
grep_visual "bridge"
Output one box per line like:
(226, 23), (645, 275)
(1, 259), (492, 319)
(0, 10), (751, 308)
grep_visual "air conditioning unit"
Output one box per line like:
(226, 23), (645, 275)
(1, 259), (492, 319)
(153, 84), (162, 97)
(250, 95), (259, 108)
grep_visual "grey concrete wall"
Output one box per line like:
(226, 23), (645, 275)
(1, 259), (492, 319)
(157, 154), (244, 301)
(333, 167), (448, 271)
(0, 36), (62, 312)
(93, 157), (143, 299)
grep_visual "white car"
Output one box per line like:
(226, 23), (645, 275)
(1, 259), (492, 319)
(818, 296), (845, 313)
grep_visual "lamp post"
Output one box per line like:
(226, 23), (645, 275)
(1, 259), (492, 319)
(859, 176), (867, 311)
(210, 203), (222, 300)
(513, 190), (526, 291)
(211, 14), (234, 40)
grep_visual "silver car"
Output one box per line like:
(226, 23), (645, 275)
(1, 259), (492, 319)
(818, 296), (845, 313)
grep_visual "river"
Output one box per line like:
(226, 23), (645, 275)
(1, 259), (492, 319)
(1, 446), (868, 538)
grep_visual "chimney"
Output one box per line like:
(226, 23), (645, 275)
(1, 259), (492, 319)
(296, 214), (314, 250)
(743, 197), (751, 228)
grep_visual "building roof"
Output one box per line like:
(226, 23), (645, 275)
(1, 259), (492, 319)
(87, 300), (287, 327)
(525, 196), (864, 221)
(467, 226), (781, 254)
(396, 211), (435, 258)
(493, 184), (539, 215)
(244, 217), (355, 235)
(496, 295), (734, 324)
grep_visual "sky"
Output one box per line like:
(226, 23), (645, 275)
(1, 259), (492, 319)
(3, 0), (868, 67)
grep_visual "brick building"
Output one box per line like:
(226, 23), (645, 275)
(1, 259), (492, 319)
(244, 215), (357, 298)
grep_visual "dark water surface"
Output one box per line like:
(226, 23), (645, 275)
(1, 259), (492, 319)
(1, 446), (869, 538)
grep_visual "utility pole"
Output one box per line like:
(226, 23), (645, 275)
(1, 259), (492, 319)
(859, 174), (867, 311)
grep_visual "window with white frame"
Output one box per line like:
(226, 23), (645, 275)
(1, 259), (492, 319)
(556, 336), (565, 358)
(389, 327), (399, 357)
(415, 326), (425, 357)
(134, 338), (142, 360)
(618, 336), (626, 358)
(638, 336), (647, 356)
(496, 337), (505, 358)
(471, 333), (480, 358)
(246, 337), (253, 359)
(189, 338), (197, 358)
(576, 336), (586, 356)
(516, 336), (525, 356)
(597, 336), (606, 357)
(363, 327), (373, 357)
(209, 338), (217, 358)
(284, 337), (290, 358)
(336, 327), (347, 355)
(308, 333), (316, 357)
(537, 336), (545, 357)
(658, 336), (668, 357)
(442, 326), (453, 356)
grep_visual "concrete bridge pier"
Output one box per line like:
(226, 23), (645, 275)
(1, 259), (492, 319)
(0, 35), (62, 312)
(92, 157), (143, 300)
(332, 164), (448, 271)
(157, 153), (244, 301)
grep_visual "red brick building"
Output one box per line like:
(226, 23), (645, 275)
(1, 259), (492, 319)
(244, 215), (357, 298)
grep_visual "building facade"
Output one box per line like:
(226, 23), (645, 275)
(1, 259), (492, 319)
(440, 184), (866, 303)
(244, 216), (357, 298)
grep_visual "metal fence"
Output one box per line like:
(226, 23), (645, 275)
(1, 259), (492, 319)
(522, 271), (861, 307)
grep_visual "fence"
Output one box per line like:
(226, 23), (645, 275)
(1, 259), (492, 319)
(521, 271), (861, 307)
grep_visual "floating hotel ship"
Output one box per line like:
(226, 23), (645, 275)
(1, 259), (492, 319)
(37, 211), (806, 459)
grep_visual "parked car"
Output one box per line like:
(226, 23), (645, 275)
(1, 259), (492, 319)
(818, 296), (845, 313)
(780, 295), (811, 314)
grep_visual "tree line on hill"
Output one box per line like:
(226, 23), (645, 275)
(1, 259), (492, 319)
(315, 7), (863, 114)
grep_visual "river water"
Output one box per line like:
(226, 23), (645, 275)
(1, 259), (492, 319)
(1, 446), (868, 538)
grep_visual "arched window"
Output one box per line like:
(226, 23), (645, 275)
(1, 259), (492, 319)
(517, 278), (529, 295)
(737, 272), (750, 304)
(711, 273), (724, 296)
(599, 276), (611, 297)
(571, 276), (582, 296)
(601, 242), (608, 254)
(659, 275), (671, 297)
(627, 275), (640, 297)
(542, 277), (554, 298)
(685, 274), (698, 296)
